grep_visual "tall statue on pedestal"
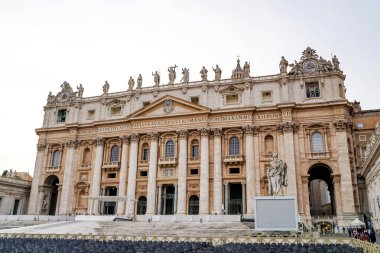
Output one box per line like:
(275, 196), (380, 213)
(137, 74), (143, 89)
(168, 65), (177, 84)
(152, 71), (160, 86)
(279, 56), (288, 74)
(102, 81), (110, 95)
(128, 76), (135, 90)
(77, 84), (84, 97)
(200, 66), (208, 81)
(267, 153), (288, 196)
(180, 68), (189, 83)
(243, 61), (250, 77)
(213, 65), (222, 81)
(332, 55), (341, 71)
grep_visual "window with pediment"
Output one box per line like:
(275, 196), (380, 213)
(51, 150), (61, 167)
(110, 145), (119, 162)
(311, 132), (324, 153)
(142, 143), (149, 161)
(165, 140), (175, 158)
(191, 139), (199, 159)
(229, 137), (240, 155)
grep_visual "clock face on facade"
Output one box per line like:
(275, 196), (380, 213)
(59, 91), (70, 102)
(303, 59), (318, 74)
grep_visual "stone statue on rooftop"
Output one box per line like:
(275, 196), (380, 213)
(103, 81), (110, 95)
(279, 56), (288, 74)
(213, 65), (222, 81)
(200, 66), (208, 81)
(180, 68), (189, 83)
(243, 61), (250, 77)
(76, 84), (84, 97)
(168, 65), (177, 84)
(332, 55), (341, 71)
(137, 74), (143, 89)
(152, 71), (160, 86)
(267, 153), (288, 196)
(128, 76), (135, 90)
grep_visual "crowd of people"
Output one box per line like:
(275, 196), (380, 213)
(344, 227), (377, 243)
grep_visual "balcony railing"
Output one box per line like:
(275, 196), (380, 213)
(79, 163), (91, 170)
(102, 161), (120, 170)
(308, 151), (330, 159)
(139, 160), (149, 165)
(158, 157), (177, 167)
(188, 156), (200, 162)
(223, 155), (244, 164)
(46, 166), (61, 172)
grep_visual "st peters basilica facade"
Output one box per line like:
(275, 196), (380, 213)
(28, 48), (358, 227)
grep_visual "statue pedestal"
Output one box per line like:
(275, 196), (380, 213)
(254, 196), (298, 231)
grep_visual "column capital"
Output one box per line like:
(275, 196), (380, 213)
(37, 144), (47, 152)
(244, 125), (259, 136)
(177, 130), (188, 139)
(301, 175), (310, 183)
(224, 182), (228, 186)
(277, 122), (299, 133)
(334, 120), (353, 132)
(130, 134), (139, 142)
(332, 174), (341, 183)
(212, 128), (223, 138)
(148, 132), (159, 141)
(93, 137), (105, 146)
(199, 128), (210, 137)
(65, 140), (79, 148)
(121, 135), (130, 144)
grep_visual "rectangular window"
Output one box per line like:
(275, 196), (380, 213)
(143, 148), (149, 161)
(87, 110), (95, 120)
(110, 106), (122, 116)
(305, 82), (320, 98)
(226, 94), (239, 104)
(57, 109), (67, 123)
(190, 168), (199, 175)
(229, 168), (240, 174)
(359, 135), (366, 142)
(261, 91), (272, 102)
(356, 123), (364, 128)
(13, 199), (20, 215)
(140, 171), (148, 177)
(143, 101), (150, 107)
(107, 173), (116, 179)
(191, 96), (199, 104)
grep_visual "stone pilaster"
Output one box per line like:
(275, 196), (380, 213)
(199, 128), (209, 214)
(117, 135), (129, 215)
(176, 130), (188, 214)
(89, 137), (105, 214)
(244, 125), (258, 214)
(242, 182), (246, 214)
(277, 122), (298, 196)
(59, 140), (79, 214)
(157, 184), (162, 215)
(146, 132), (159, 214)
(213, 128), (223, 214)
(332, 174), (343, 222)
(28, 144), (46, 214)
(301, 175), (311, 223)
(224, 183), (229, 214)
(126, 134), (139, 216)
(37, 187), (44, 214)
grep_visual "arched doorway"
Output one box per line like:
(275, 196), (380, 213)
(188, 195), (199, 214)
(308, 165), (336, 217)
(43, 175), (59, 215)
(137, 196), (147, 215)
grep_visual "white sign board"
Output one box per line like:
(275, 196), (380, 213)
(254, 196), (298, 231)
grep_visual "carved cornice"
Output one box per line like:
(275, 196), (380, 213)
(212, 128), (223, 138)
(199, 128), (210, 137)
(93, 137), (105, 146)
(334, 120), (353, 131)
(121, 135), (130, 144)
(148, 132), (159, 141)
(130, 134), (139, 142)
(37, 144), (47, 152)
(332, 174), (341, 184)
(177, 130), (188, 139)
(244, 125), (260, 136)
(277, 122), (299, 133)
(65, 140), (79, 148)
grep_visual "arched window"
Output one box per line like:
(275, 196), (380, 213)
(77, 189), (87, 208)
(165, 140), (175, 158)
(229, 137), (239, 155)
(191, 140), (199, 159)
(82, 148), (91, 164)
(265, 135), (274, 155)
(311, 132), (324, 153)
(188, 195), (199, 214)
(110, 145), (119, 162)
(142, 143), (149, 161)
(51, 150), (61, 167)
(137, 196), (147, 215)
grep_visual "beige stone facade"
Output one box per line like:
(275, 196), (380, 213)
(28, 48), (359, 227)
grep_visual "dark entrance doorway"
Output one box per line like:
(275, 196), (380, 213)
(229, 183), (242, 214)
(103, 187), (117, 215)
(188, 195), (199, 214)
(137, 196), (147, 215)
(161, 185), (175, 215)
(308, 165), (336, 216)
(43, 175), (59, 215)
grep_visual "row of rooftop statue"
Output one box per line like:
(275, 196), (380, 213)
(47, 48), (342, 103)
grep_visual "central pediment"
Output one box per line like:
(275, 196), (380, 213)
(127, 95), (211, 119)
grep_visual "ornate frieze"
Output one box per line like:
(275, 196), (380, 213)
(121, 135), (130, 144)
(37, 144), (47, 152)
(334, 120), (353, 131)
(93, 137), (105, 146)
(199, 128), (210, 137)
(277, 122), (299, 133)
(148, 132), (159, 141)
(212, 128), (223, 138)
(177, 130), (188, 139)
(244, 125), (260, 136)
(130, 134), (140, 142)
(65, 140), (79, 148)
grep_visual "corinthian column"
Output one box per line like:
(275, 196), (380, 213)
(117, 136), (129, 215)
(146, 132), (159, 215)
(89, 137), (105, 214)
(28, 144), (47, 214)
(244, 125), (257, 214)
(199, 128), (210, 214)
(177, 130), (188, 214)
(126, 134), (139, 216)
(213, 128), (223, 215)
(59, 140), (78, 214)
(278, 122), (298, 196)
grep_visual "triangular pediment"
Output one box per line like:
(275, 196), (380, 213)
(128, 95), (211, 119)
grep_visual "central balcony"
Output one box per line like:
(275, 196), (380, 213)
(46, 166), (61, 172)
(158, 157), (177, 167)
(223, 155), (244, 165)
(102, 161), (120, 171)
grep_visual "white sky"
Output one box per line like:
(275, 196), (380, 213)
(0, 0), (379, 174)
